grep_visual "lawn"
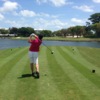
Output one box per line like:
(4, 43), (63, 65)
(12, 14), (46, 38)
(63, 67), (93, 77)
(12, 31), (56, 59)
(0, 46), (100, 100)
(12, 36), (100, 42)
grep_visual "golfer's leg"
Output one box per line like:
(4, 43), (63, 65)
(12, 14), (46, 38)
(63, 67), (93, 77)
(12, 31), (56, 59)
(34, 52), (39, 72)
(29, 51), (34, 74)
(30, 63), (34, 73)
(34, 55), (39, 78)
(36, 64), (39, 72)
(35, 55), (39, 72)
(36, 64), (40, 78)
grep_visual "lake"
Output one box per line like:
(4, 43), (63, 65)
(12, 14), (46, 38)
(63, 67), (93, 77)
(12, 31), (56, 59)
(0, 38), (100, 50)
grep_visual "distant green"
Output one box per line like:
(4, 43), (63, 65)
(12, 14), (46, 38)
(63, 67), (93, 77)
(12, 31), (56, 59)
(12, 36), (100, 42)
(0, 46), (100, 100)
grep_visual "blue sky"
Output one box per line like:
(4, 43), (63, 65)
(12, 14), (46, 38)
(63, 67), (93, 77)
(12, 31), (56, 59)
(0, 0), (100, 31)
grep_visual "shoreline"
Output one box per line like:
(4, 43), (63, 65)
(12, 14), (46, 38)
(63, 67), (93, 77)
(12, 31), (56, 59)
(1, 37), (100, 42)
(43, 39), (100, 42)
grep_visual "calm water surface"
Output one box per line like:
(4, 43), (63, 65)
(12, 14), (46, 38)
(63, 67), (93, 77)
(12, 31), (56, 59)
(0, 38), (100, 50)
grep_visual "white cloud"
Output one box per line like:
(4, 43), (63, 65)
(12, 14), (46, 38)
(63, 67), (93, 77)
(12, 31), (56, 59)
(50, 0), (66, 7)
(36, 0), (47, 4)
(0, 13), (4, 20)
(20, 10), (36, 17)
(50, 19), (68, 27)
(37, 12), (50, 17)
(12, 11), (19, 16)
(1, 0), (9, 1)
(36, 0), (72, 7)
(71, 18), (84, 23)
(5, 19), (29, 27)
(37, 12), (59, 18)
(19, 10), (59, 18)
(33, 18), (68, 30)
(73, 5), (94, 12)
(0, 1), (19, 13)
(92, 0), (100, 3)
(5, 20), (20, 27)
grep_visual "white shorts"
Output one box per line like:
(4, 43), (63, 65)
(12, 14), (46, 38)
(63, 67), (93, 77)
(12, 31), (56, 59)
(28, 51), (38, 64)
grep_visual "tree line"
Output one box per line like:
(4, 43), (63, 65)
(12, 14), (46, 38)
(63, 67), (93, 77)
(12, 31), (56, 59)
(0, 13), (100, 38)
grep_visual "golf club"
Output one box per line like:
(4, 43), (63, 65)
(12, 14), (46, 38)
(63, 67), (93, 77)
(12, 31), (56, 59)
(31, 33), (54, 54)
(42, 42), (54, 54)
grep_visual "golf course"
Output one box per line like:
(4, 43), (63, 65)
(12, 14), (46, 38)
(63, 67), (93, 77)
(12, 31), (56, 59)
(0, 46), (100, 100)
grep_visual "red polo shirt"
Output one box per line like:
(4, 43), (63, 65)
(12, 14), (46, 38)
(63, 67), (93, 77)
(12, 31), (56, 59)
(29, 37), (42, 52)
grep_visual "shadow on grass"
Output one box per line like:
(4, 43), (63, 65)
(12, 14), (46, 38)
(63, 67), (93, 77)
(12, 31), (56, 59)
(18, 74), (32, 79)
(18, 74), (40, 79)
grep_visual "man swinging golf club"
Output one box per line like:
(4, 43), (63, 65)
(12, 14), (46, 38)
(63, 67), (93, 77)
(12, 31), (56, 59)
(28, 33), (43, 78)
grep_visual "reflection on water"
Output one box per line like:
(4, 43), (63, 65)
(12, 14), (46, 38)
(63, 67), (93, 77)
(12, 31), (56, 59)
(43, 40), (100, 48)
(0, 39), (29, 49)
(0, 38), (100, 50)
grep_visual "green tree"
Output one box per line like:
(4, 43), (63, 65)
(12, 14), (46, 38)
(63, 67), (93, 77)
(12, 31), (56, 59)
(40, 30), (52, 37)
(60, 29), (68, 37)
(74, 26), (84, 38)
(9, 27), (18, 36)
(68, 27), (76, 37)
(52, 30), (61, 36)
(85, 22), (91, 35)
(88, 13), (100, 24)
(91, 23), (100, 37)
(18, 27), (34, 37)
(0, 28), (9, 34)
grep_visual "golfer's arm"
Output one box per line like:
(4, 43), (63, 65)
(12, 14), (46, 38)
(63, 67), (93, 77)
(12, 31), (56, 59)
(33, 34), (38, 38)
(28, 34), (38, 43)
(28, 36), (32, 43)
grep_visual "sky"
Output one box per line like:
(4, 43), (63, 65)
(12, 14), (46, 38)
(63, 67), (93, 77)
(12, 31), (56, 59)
(0, 0), (100, 31)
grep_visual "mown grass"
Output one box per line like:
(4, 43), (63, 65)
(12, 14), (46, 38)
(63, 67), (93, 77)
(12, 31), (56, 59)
(0, 46), (100, 100)
(12, 36), (100, 41)
(44, 37), (100, 42)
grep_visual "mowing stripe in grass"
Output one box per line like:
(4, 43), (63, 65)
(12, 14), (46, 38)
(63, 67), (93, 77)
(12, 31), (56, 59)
(0, 47), (28, 81)
(37, 46), (64, 100)
(0, 49), (12, 59)
(0, 46), (100, 100)
(0, 52), (29, 100)
(59, 46), (100, 88)
(76, 47), (100, 74)
(0, 47), (39, 100)
(0, 48), (19, 61)
(46, 46), (87, 100)
(77, 47), (100, 69)
(15, 63), (39, 99)
(81, 51), (99, 67)
(79, 47), (100, 58)
(66, 46), (100, 76)
(0, 47), (28, 69)
(52, 46), (100, 100)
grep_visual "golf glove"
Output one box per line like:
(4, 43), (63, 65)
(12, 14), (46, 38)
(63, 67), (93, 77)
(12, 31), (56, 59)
(30, 33), (35, 36)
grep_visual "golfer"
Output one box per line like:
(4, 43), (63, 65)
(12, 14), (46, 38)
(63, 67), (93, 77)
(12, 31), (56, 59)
(28, 33), (43, 78)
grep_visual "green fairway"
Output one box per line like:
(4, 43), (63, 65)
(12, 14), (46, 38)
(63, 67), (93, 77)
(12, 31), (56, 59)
(0, 46), (100, 100)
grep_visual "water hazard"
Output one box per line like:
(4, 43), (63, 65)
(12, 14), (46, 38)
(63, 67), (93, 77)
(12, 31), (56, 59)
(0, 38), (100, 50)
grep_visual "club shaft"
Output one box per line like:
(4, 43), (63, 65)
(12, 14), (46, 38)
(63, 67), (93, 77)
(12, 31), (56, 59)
(42, 42), (52, 52)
